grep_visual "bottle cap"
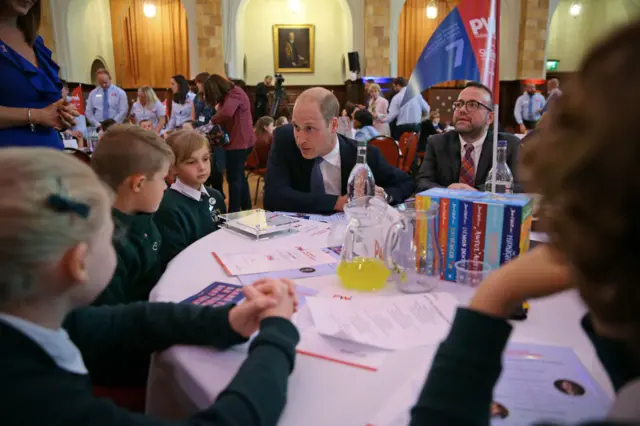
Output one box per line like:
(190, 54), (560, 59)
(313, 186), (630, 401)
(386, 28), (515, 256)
(497, 140), (507, 147)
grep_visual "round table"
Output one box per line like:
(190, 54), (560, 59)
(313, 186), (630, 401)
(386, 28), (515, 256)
(146, 224), (614, 425)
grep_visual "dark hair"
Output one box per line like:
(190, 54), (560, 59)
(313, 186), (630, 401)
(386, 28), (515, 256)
(366, 78), (375, 83)
(344, 102), (357, 118)
(354, 109), (374, 127)
(203, 74), (235, 107)
(194, 72), (210, 100)
(188, 80), (198, 95)
(255, 116), (274, 138)
(394, 77), (407, 87)
(60, 79), (69, 89)
(16, 1), (41, 46)
(171, 75), (190, 105)
(464, 81), (494, 105)
(100, 119), (117, 132)
(521, 20), (640, 347)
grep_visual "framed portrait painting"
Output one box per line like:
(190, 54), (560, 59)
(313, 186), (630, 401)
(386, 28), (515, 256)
(273, 24), (315, 73)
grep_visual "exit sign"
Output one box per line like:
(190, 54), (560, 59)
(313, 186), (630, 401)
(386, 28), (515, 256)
(546, 60), (559, 72)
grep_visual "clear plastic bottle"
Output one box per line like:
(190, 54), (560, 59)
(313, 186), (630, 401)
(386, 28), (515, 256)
(346, 140), (375, 201)
(87, 127), (99, 152)
(484, 140), (513, 193)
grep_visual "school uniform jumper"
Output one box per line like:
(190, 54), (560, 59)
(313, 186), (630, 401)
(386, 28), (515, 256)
(0, 302), (299, 426)
(154, 180), (226, 267)
(92, 209), (163, 306)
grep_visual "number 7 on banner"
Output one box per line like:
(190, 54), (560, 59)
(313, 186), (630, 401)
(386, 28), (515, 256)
(445, 39), (464, 68)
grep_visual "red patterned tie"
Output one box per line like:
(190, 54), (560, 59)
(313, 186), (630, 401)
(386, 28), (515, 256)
(459, 144), (475, 187)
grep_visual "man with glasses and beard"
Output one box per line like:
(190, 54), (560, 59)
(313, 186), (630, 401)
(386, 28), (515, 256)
(415, 82), (521, 192)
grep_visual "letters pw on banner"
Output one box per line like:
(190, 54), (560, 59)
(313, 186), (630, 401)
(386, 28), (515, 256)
(400, 0), (500, 106)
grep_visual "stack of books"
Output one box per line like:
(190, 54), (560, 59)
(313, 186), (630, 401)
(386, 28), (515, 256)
(416, 188), (533, 281)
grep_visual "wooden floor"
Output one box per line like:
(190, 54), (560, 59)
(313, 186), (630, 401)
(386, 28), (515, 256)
(222, 173), (265, 209)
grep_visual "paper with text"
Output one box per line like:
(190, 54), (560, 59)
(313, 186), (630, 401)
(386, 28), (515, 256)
(212, 246), (337, 276)
(307, 293), (458, 350)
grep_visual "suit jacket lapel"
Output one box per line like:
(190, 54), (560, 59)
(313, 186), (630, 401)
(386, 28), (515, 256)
(339, 135), (356, 194)
(449, 132), (462, 184)
(476, 132), (494, 185)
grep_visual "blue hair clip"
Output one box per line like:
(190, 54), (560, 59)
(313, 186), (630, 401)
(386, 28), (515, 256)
(46, 194), (91, 219)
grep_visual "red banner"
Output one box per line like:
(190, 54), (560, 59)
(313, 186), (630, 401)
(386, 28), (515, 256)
(70, 85), (85, 115)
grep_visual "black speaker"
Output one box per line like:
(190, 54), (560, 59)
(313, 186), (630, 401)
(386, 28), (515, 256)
(347, 52), (360, 73)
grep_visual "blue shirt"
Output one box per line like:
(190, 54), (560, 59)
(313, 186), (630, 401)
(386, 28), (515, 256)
(385, 87), (430, 125)
(514, 92), (546, 124)
(193, 96), (215, 128)
(130, 100), (166, 129)
(85, 84), (129, 127)
(167, 92), (196, 131)
(0, 36), (63, 149)
(355, 125), (380, 143)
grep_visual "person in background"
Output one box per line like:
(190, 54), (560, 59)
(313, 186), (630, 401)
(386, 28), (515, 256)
(353, 109), (379, 143)
(0, 0), (77, 149)
(60, 80), (87, 143)
(252, 116), (275, 171)
(337, 102), (357, 139)
(367, 83), (390, 136)
(188, 79), (198, 95)
(275, 116), (288, 127)
(410, 29), (640, 415)
(191, 72), (215, 128)
(166, 74), (195, 133)
(85, 69), (128, 128)
(205, 74), (256, 213)
(418, 111), (444, 152)
(138, 119), (153, 132)
(541, 78), (562, 114)
(97, 118), (117, 141)
(254, 75), (273, 121)
(0, 149), (299, 426)
(514, 82), (546, 133)
(90, 124), (173, 307)
(129, 86), (166, 135)
(155, 130), (227, 267)
(363, 78), (375, 106)
(191, 72), (224, 193)
(385, 77), (430, 141)
(255, 116), (275, 145)
(415, 82), (521, 193)
(264, 88), (414, 214)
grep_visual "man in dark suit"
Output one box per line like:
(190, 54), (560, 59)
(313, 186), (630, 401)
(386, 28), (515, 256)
(416, 81), (521, 193)
(264, 87), (414, 214)
(253, 75), (272, 122)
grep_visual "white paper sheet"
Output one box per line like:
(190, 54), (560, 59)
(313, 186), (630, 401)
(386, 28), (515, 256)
(212, 246), (337, 276)
(294, 306), (389, 371)
(307, 293), (458, 350)
(277, 211), (347, 223)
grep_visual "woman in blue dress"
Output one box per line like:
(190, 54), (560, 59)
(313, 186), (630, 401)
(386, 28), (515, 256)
(0, 0), (77, 149)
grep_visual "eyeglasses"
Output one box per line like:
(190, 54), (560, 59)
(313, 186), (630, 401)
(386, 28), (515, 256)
(452, 100), (493, 113)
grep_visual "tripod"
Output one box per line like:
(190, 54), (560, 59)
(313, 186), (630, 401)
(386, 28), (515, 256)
(270, 86), (292, 118)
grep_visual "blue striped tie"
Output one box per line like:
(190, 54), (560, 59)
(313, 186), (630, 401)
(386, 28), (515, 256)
(310, 157), (325, 194)
(102, 88), (110, 120)
(528, 93), (534, 121)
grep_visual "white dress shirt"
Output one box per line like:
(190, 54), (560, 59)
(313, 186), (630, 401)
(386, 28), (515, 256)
(459, 131), (487, 178)
(0, 313), (87, 374)
(85, 84), (129, 127)
(171, 178), (211, 202)
(167, 92), (196, 131)
(385, 87), (431, 125)
(514, 92), (546, 124)
(319, 136), (342, 196)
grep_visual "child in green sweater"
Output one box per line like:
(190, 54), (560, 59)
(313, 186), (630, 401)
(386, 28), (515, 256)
(0, 148), (299, 426)
(155, 130), (227, 266)
(90, 124), (174, 306)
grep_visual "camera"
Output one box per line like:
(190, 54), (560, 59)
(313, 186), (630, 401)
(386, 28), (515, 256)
(274, 73), (285, 88)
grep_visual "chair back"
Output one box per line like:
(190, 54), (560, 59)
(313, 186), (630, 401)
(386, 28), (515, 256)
(253, 136), (272, 169)
(368, 135), (401, 168)
(399, 132), (418, 173)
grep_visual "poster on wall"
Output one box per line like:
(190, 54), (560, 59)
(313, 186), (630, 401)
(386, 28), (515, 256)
(273, 24), (315, 73)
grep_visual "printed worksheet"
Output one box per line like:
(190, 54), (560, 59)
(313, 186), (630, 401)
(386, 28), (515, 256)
(307, 293), (458, 350)
(212, 246), (337, 276)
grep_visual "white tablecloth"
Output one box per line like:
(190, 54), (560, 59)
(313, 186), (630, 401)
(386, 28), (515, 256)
(146, 226), (614, 425)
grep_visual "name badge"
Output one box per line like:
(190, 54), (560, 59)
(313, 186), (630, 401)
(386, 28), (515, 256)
(199, 115), (206, 123)
(95, 94), (102, 98)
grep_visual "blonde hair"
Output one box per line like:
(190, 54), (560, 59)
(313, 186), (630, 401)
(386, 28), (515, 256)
(0, 149), (111, 305)
(368, 83), (381, 94)
(165, 130), (209, 165)
(430, 111), (440, 120)
(275, 116), (288, 127)
(92, 124), (174, 191)
(138, 86), (160, 108)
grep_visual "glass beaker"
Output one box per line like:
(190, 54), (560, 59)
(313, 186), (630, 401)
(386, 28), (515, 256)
(336, 196), (390, 291)
(384, 201), (442, 293)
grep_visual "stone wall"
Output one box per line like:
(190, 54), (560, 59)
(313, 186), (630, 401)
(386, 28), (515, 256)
(364, 0), (391, 76)
(196, 0), (225, 75)
(517, 0), (549, 79)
